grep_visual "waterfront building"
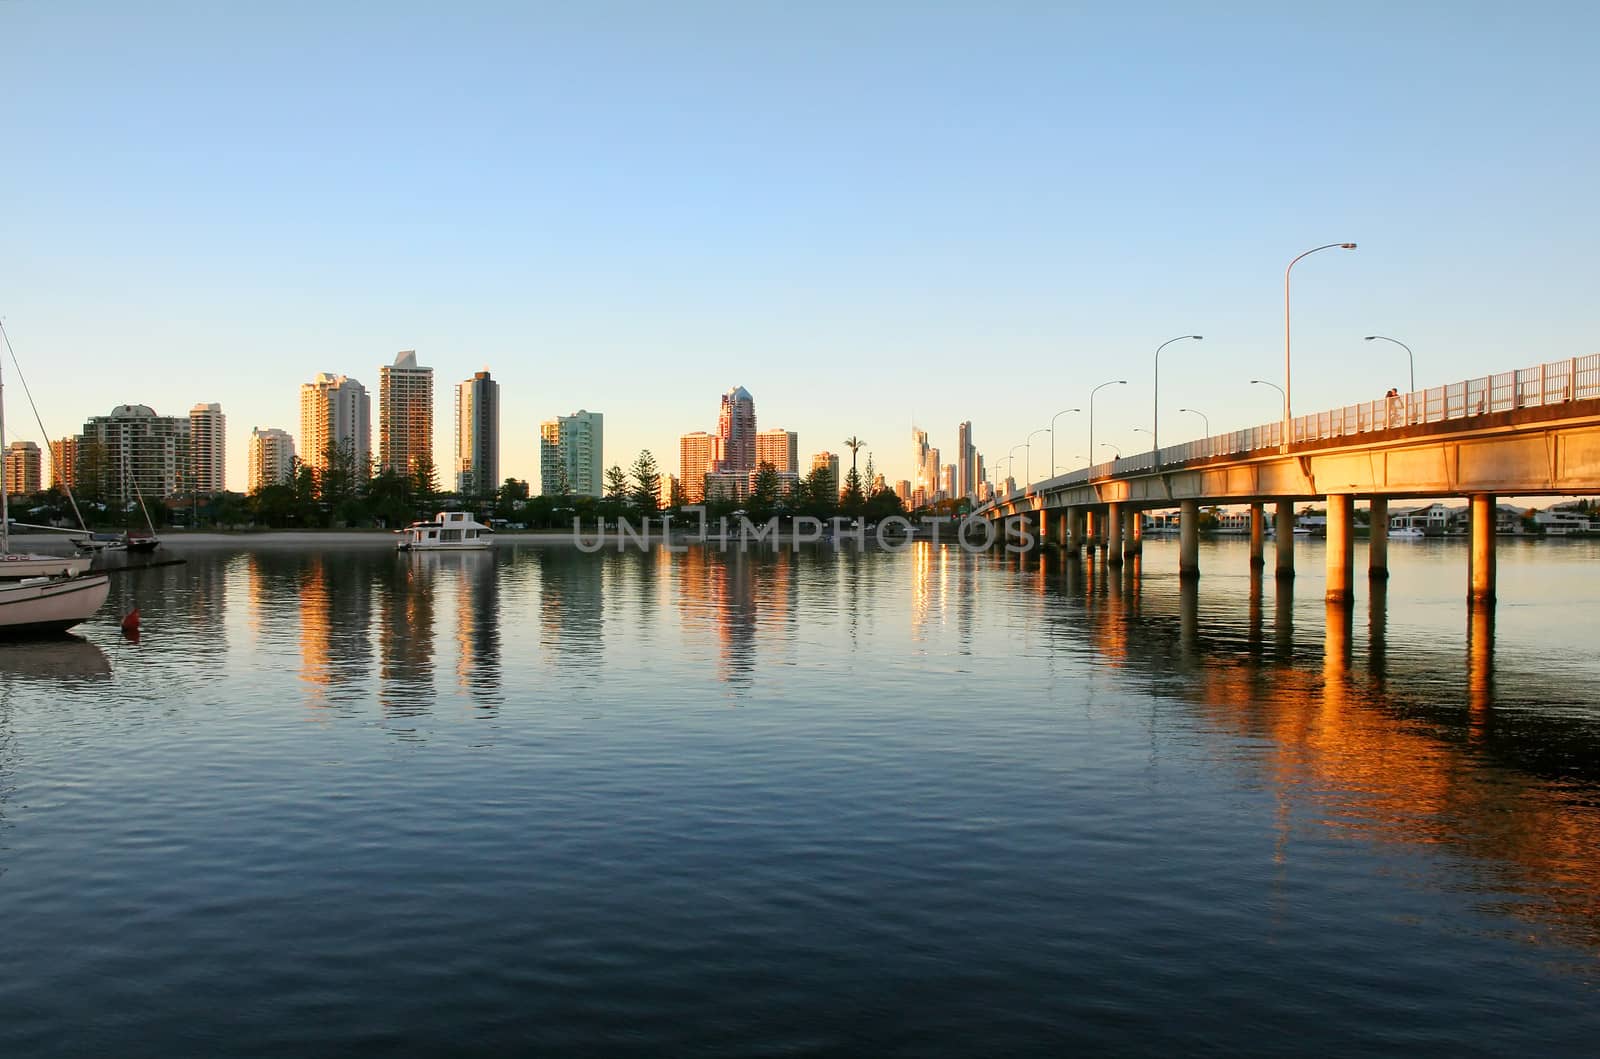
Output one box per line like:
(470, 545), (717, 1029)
(755, 428), (799, 474)
(705, 470), (749, 502)
(49, 437), (77, 490)
(657, 474), (680, 509)
(247, 427), (296, 492)
(454, 371), (500, 497)
(189, 402), (226, 494)
(957, 421), (975, 499)
(941, 463), (956, 501)
(299, 373), (371, 472)
(810, 451), (840, 496)
(924, 447), (942, 500)
(911, 428), (930, 499)
(540, 410), (604, 496)
(718, 387), (757, 475)
(679, 431), (721, 504)
(378, 350), (433, 476)
(4, 440), (42, 496)
(79, 404), (190, 501)
(894, 479), (911, 506)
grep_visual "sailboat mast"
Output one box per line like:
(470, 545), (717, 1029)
(1, 342), (9, 555)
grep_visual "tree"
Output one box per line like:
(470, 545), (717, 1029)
(749, 461), (781, 520)
(630, 450), (662, 513)
(801, 463), (837, 518)
(411, 453), (440, 511)
(367, 468), (415, 528)
(840, 466), (866, 515)
(604, 464), (631, 502)
(844, 435), (865, 475)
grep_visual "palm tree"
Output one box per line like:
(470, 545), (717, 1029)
(844, 436), (866, 475)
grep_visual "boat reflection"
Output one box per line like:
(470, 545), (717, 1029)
(0, 635), (112, 681)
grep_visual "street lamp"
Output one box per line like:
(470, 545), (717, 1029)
(1025, 428), (1050, 487)
(1049, 408), (1080, 485)
(1089, 379), (1127, 473)
(1284, 242), (1357, 446)
(1100, 443), (1121, 461)
(1153, 334), (1203, 464)
(1363, 335), (1415, 396)
(1008, 444), (1026, 490)
(1178, 407), (1209, 437)
(1251, 378), (1287, 422)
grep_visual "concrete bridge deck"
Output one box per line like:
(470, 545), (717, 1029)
(975, 353), (1600, 605)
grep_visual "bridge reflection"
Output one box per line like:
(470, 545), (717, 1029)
(1021, 549), (1600, 956)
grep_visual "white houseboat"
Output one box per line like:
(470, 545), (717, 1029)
(395, 511), (495, 551)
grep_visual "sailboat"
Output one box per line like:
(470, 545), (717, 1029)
(121, 448), (160, 553)
(0, 326), (109, 635)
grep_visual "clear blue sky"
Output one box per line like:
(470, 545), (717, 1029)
(3, 2), (1596, 490)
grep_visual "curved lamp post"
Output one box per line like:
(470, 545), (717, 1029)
(1100, 443), (1121, 461)
(1178, 407), (1209, 437)
(1008, 444), (1026, 491)
(1049, 408), (1080, 483)
(1284, 242), (1357, 446)
(1088, 379), (1127, 473)
(1025, 428), (1051, 487)
(1251, 379), (1287, 427)
(1363, 335), (1415, 395)
(1153, 334), (1203, 465)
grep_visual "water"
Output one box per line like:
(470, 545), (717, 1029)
(2, 536), (1599, 1055)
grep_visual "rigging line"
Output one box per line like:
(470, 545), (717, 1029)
(0, 320), (90, 534)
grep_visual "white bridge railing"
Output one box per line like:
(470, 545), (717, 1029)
(997, 352), (1600, 505)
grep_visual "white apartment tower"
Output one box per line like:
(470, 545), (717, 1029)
(539, 410), (604, 497)
(299, 373), (371, 472)
(247, 427), (297, 492)
(379, 350), (434, 476)
(189, 402), (226, 493)
(455, 371), (501, 497)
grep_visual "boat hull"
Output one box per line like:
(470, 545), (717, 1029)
(0, 575), (111, 636)
(0, 554), (93, 579)
(396, 540), (494, 552)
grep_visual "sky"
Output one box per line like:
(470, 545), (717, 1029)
(2, 1), (1597, 492)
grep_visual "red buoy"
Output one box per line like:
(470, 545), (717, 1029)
(121, 608), (141, 637)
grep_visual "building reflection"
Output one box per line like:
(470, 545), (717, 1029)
(1031, 558), (1600, 960)
(291, 553), (374, 707)
(672, 545), (792, 688)
(447, 552), (501, 710)
(378, 555), (437, 721)
(538, 548), (606, 671)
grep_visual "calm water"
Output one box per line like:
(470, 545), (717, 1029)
(2, 536), (1599, 1056)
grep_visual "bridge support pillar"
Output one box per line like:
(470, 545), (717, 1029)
(1368, 497), (1389, 579)
(1274, 500), (1295, 580)
(1248, 502), (1265, 568)
(1325, 493), (1355, 605)
(1066, 508), (1084, 557)
(1469, 493), (1496, 607)
(1179, 499), (1200, 579)
(1124, 507), (1142, 556)
(1107, 502), (1125, 566)
(1036, 510), (1052, 549)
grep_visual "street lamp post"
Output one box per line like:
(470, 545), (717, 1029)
(1100, 443), (1121, 461)
(1049, 408), (1080, 483)
(1363, 335), (1415, 396)
(1089, 379), (1127, 472)
(1008, 444), (1026, 491)
(1284, 242), (1357, 446)
(1178, 407), (1209, 437)
(1251, 379), (1287, 424)
(1153, 334), (1203, 465)
(1025, 428), (1050, 487)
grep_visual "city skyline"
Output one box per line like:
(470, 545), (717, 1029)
(4, 7), (1597, 494)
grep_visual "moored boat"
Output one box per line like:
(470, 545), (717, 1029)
(0, 573), (111, 636)
(0, 552), (92, 579)
(396, 511), (495, 551)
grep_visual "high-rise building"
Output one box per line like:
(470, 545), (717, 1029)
(924, 446), (942, 500)
(717, 386), (757, 474)
(79, 404), (190, 501)
(678, 431), (722, 504)
(894, 480), (911, 505)
(454, 371), (500, 497)
(540, 410), (604, 497)
(810, 451), (840, 496)
(247, 427), (296, 492)
(4, 441), (42, 496)
(49, 437), (77, 490)
(755, 428), (799, 473)
(189, 402), (226, 494)
(911, 427), (931, 497)
(657, 474), (680, 509)
(299, 373), (371, 472)
(957, 421), (975, 499)
(379, 350), (433, 476)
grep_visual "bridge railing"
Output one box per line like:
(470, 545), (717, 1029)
(991, 352), (1600, 510)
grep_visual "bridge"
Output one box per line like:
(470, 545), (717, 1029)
(975, 353), (1600, 605)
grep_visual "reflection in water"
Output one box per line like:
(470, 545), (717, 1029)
(0, 637), (111, 683)
(1031, 548), (1600, 961)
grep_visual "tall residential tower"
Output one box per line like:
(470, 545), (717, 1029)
(454, 371), (500, 497)
(378, 350), (433, 476)
(299, 373), (371, 472)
